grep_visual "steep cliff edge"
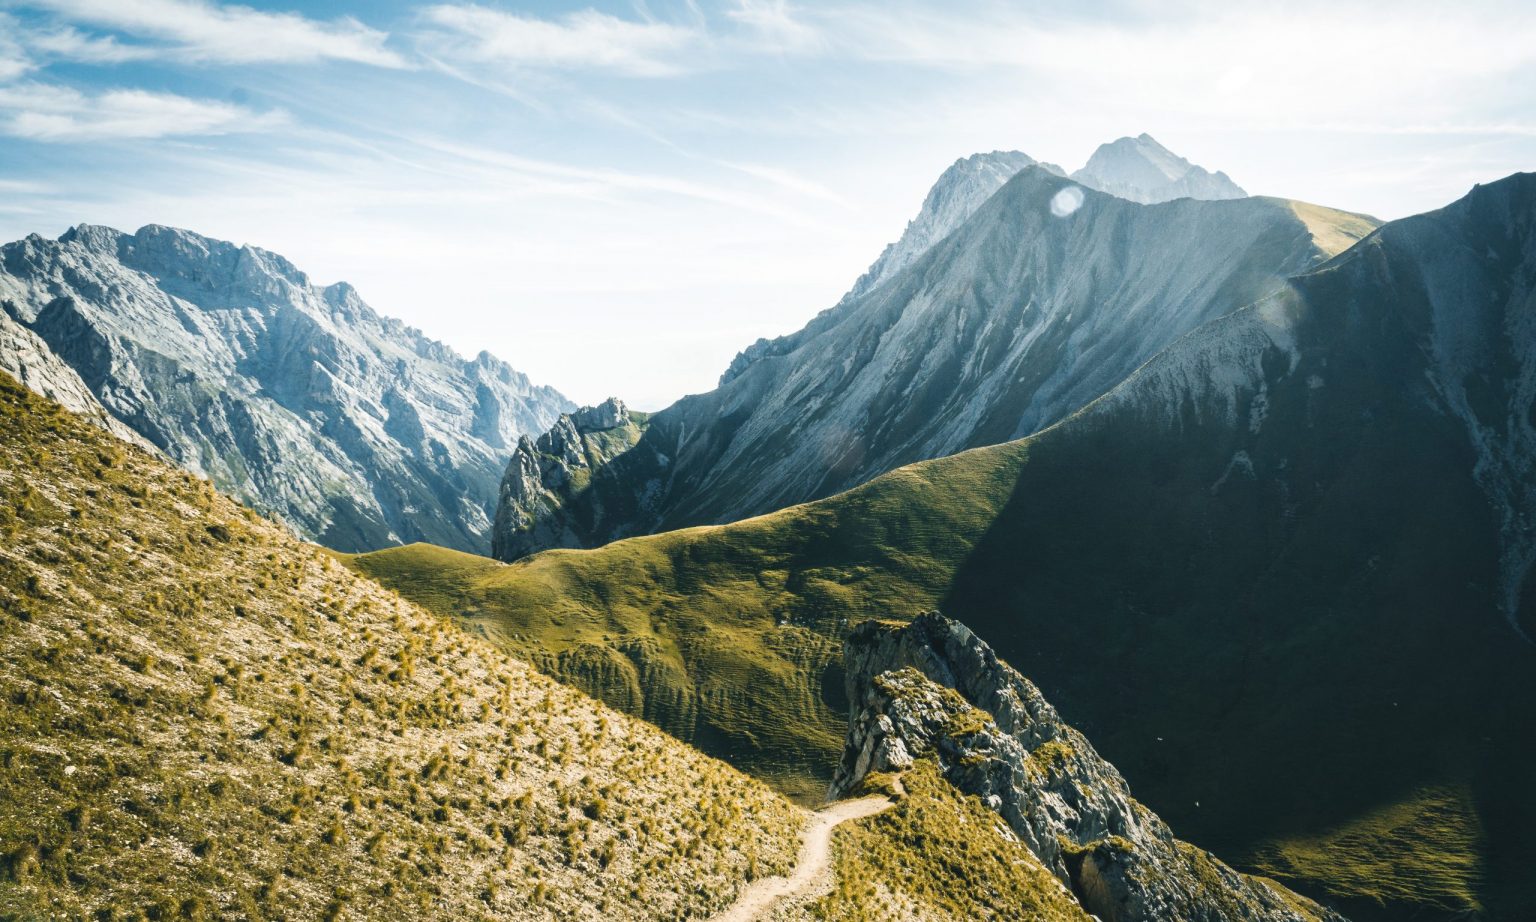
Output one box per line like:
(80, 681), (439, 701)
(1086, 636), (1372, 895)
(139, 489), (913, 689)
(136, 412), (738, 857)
(834, 614), (1345, 922)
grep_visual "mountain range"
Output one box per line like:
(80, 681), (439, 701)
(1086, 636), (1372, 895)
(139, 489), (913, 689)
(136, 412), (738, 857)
(491, 137), (1372, 561)
(0, 223), (572, 553)
(3, 132), (1534, 921)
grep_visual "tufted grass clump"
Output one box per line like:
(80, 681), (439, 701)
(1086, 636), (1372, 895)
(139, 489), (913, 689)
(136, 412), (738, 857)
(810, 760), (1090, 922)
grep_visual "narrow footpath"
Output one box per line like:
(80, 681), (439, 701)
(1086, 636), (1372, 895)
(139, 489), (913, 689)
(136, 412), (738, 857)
(707, 796), (893, 922)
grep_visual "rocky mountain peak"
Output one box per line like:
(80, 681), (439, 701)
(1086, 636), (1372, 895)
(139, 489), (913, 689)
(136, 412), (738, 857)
(57, 223), (125, 254)
(718, 151), (1062, 387)
(0, 223), (574, 552)
(716, 136), (1247, 390)
(1072, 133), (1246, 204)
(834, 613), (1345, 922)
(840, 150), (1064, 305)
(571, 396), (629, 431)
(492, 397), (650, 561)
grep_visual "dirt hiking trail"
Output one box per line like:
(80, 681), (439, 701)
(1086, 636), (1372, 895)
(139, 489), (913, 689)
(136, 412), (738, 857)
(707, 795), (893, 922)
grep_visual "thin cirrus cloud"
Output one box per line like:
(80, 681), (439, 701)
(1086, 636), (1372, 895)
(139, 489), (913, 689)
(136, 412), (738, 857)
(17, 0), (408, 67)
(22, 24), (157, 64)
(723, 0), (827, 54)
(0, 20), (33, 80)
(0, 82), (287, 141)
(415, 5), (701, 77)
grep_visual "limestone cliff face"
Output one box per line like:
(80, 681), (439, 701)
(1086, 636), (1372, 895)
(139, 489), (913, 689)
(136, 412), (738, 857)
(834, 613), (1347, 922)
(491, 398), (649, 561)
(0, 223), (573, 552)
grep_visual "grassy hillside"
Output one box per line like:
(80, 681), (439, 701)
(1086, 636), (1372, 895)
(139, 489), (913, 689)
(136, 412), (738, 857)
(0, 371), (809, 920)
(350, 384), (1535, 921)
(349, 445), (1026, 799)
(787, 761), (1092, 922)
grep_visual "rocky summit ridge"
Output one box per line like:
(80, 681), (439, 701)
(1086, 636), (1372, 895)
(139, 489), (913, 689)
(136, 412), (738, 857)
(0, 223), (573, 553)
(1072, 133), (1247, 205)
(720, 135), (1236, 388)
(835, 613), (1346, 922)
(491, 162), (1375, 562)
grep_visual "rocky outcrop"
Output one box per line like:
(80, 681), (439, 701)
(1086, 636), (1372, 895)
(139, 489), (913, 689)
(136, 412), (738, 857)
(0, 224), (573, 552)
(1072, 133), (1247, 204)
(492, 161), (1377, 561)
(0, 306), (151, 450)
(834, 613), (1346, 922)
(491, 397), (649, 560)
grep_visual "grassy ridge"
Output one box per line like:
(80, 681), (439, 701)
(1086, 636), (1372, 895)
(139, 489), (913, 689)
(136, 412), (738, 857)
(0, 371), (805, 920)
(349, 442), (1028, 799)
(808, 761), (1091, 921)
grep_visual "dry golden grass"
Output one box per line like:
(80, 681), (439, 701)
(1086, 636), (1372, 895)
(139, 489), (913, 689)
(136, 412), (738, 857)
(0, 372), (802, 921)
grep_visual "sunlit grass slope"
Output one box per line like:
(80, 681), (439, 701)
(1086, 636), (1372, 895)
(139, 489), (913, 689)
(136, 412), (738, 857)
(0, 371), (804, 920)
(807, 761), (1092, 921)
(348, 442), (1028, 799)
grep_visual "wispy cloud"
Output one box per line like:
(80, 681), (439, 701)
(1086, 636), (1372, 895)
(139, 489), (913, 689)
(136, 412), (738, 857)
(22, 25), (154, 64)
(404, 135), (831, 227)
(724, 0), (826, 54)
(829, 2), (1536, 126)
(0, 20), (33, 80)
(416, 5), (700, 77)
(0, 82), (287, 141)
(19, 0), (407, 67)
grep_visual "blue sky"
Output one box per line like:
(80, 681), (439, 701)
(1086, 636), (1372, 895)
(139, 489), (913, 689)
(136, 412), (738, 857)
(1, 1), (1534, 408)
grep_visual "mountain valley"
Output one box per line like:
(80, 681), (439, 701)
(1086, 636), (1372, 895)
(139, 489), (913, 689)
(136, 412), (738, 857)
(0, 368), (1347, 920)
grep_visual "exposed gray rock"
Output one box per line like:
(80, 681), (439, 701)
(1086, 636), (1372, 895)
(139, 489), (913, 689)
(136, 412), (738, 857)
(493, 164), (1376, 561)
(0, 306), (151, 450)
(1072, 133), (1247, 204)
(833, 613), (1347, 922)
(0, 224), (573, 552)
(721, 150), (1064, 388)
(491, 397), (649, 561)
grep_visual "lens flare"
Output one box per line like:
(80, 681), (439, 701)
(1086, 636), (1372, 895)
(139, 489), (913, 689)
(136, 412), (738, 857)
(1050, 185), (1085, 217)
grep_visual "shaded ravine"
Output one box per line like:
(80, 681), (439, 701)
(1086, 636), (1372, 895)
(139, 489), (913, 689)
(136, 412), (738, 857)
(709, 796), (893, 922)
